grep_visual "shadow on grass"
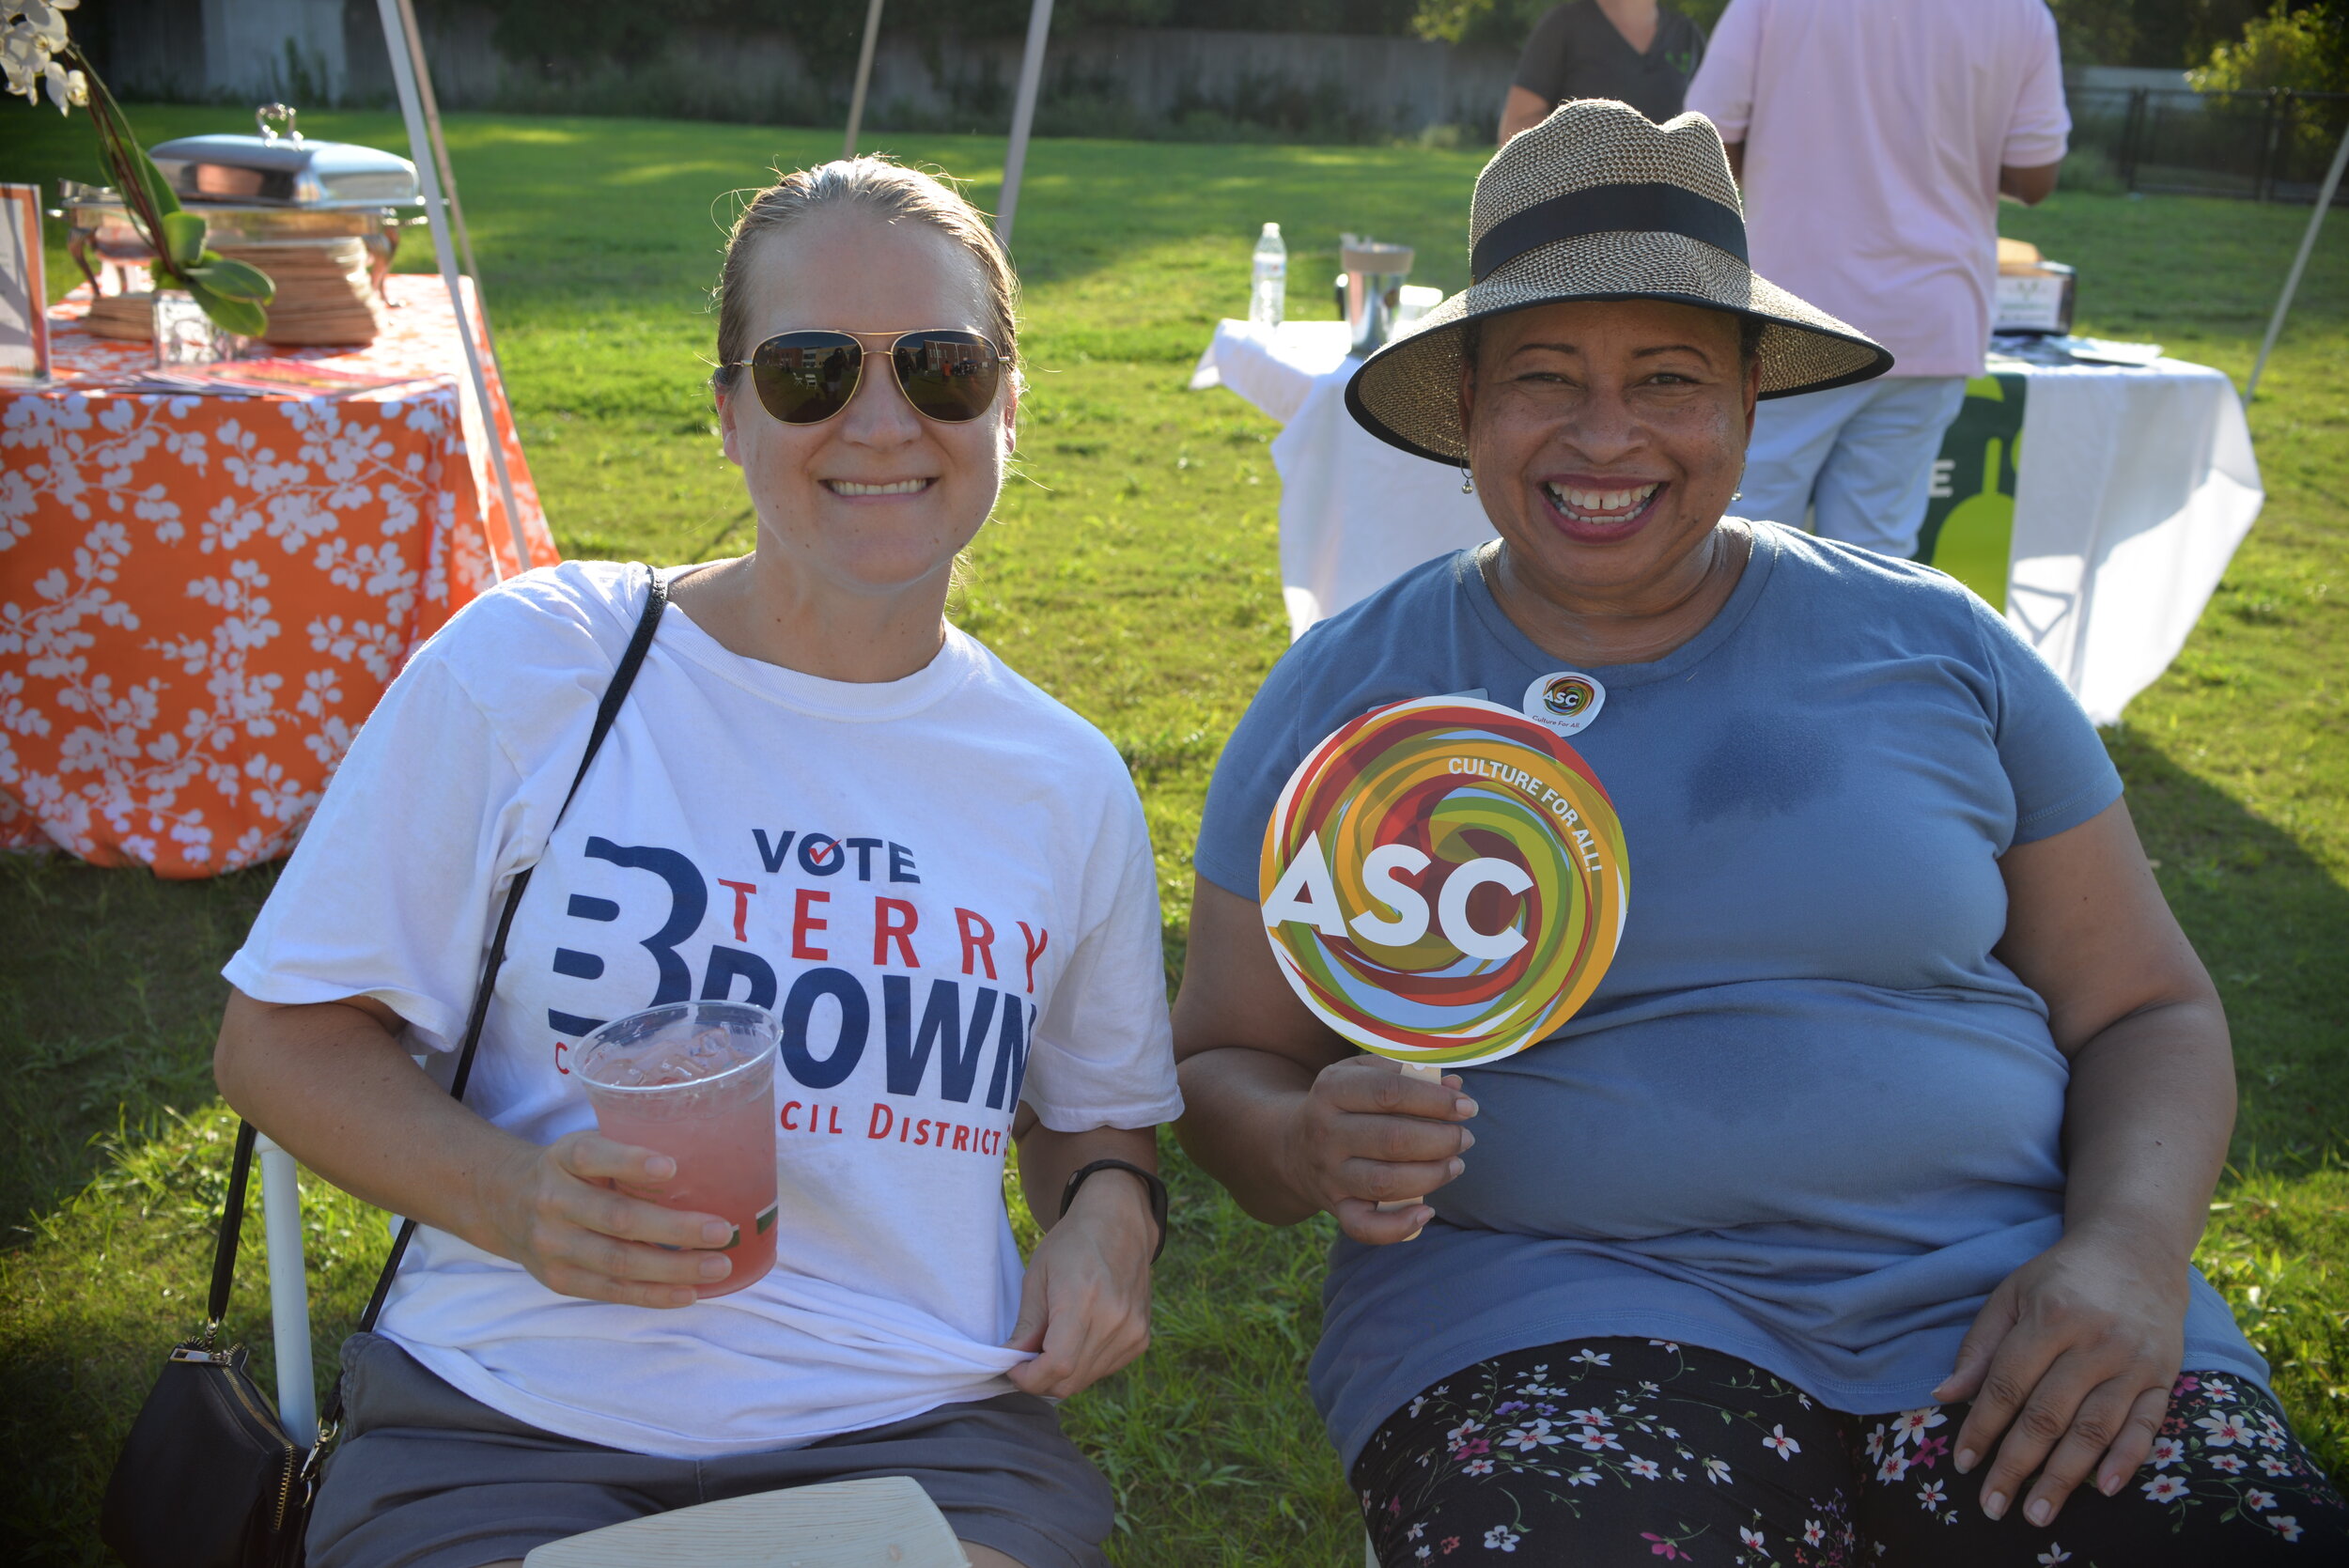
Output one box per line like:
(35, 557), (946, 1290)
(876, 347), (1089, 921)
(2107, 729), (2349, 1170)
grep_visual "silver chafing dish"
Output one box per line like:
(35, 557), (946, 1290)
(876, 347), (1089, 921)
(57, 103), (423, 301)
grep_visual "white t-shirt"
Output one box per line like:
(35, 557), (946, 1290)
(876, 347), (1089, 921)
(1685, 0), (2072, 378)
(226, 561), (1182, 1458)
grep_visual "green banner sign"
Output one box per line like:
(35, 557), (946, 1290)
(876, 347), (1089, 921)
(1912, 372), (2028, 612)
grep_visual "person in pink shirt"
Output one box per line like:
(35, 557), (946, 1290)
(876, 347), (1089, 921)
(1685, 0), (2069, 557)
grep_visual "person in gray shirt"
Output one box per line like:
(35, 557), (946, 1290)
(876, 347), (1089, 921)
(1500, 0), (1707, 141)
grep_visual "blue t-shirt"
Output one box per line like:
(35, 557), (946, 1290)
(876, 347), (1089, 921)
(1194, 523), (2265, 1470)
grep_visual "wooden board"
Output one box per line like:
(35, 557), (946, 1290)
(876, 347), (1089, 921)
(521, 1476), (972, 1568)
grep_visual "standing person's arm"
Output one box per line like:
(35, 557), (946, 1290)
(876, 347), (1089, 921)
(1933, 800), (2235, 1526)
(1998, 0), (2071, 206)
(1681, 0), (1761, 187)
(1501, 7), (1575, 143)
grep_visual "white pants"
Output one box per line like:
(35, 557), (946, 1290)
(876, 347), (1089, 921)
(1736, 376), (1968, 557)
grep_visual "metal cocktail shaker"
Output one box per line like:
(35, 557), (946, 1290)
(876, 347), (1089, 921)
(1340, 238), (1416, 357)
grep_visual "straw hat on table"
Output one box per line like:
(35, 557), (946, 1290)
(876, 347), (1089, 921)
(1346, 98), (1895, 465)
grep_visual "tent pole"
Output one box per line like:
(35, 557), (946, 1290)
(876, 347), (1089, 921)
(376, 0), (531, 579)
(393, 0), (503, 370)
(994, 0), (1054, 248)
(844, 0), (885, 159)
(2248, 116), (2349, 401)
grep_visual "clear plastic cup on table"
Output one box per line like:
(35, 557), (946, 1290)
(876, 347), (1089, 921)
(576, 1001), (781, 1299)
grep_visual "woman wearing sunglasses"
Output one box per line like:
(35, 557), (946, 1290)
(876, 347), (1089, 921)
(213, 158), (1181, 1568)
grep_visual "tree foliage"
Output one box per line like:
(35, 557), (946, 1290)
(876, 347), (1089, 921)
(2188, 1), (2349, 90)
(466, 0), (1426, 72)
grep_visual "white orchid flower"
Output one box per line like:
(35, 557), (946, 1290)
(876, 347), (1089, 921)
(43, 56), (83, 112)
(1, 24), (48, 101)
(19, 1), (77, 49)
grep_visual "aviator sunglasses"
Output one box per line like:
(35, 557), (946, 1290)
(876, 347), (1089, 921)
(728, 328), (1006, 427)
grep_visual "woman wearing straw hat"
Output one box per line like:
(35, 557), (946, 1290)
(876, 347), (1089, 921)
(1172, 101), (2345, 1563)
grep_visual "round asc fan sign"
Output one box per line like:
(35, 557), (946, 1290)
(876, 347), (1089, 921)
(1258, 696), (1629, 1068)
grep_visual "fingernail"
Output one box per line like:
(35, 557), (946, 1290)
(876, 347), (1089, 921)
(1982, 1490), (2006, 1521)
(1931, 1380), (1955, 1401)
(1447, 1157), (1465, 1176)
(646, 1156), (677, 1178)
(1415, 1207), (1434, 1227)
(701, 1220), (735, 1246)
(1954, 1449), (1977, 1474)
(2099, 1472), (2123, 1497)
(2026, 1498), (2051, 1528)
(698, 1255), (731, 1280)
(1458, 1129), (1477, 1151)
(1455, 1097), (1478, 1116)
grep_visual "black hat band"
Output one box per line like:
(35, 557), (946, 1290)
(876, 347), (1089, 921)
(1470, 181), (1750, 284)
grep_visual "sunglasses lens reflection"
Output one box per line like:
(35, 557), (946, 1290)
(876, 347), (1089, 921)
(751, 334), (862, 424)
(894, 333), (1002, 423)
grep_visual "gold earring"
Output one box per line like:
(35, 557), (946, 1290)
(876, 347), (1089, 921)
(1459, 465), (1475, 495)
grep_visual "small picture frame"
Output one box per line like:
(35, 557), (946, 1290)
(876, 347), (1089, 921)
(0, 182), (51, 380)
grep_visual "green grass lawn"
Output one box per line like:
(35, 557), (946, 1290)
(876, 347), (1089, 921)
(3, 107), (2346, 1564)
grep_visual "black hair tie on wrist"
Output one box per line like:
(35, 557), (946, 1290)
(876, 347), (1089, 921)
(1058, 1158), (1169, 1263)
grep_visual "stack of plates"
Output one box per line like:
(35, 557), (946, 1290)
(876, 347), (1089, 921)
(213, 237), (381, 346)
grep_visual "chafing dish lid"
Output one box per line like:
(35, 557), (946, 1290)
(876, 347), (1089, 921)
(149, 104), (421, 210)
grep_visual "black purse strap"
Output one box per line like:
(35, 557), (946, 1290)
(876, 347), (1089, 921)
(205, 566), (672, 1439)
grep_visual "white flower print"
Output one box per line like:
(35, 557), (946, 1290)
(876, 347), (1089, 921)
(2195, 1412), (2252, 1448)
(1463, 1458), (1494, 1476)
(1917, 1479), (1947, 1510)
(2261, 1455), (2295, 1477)
(2211, 1452), (2247, 1474)
(1566, 1469), (1598, 1486)
(1876, 1452), (1912, 1483)
(1761, 1425), (1801, 1460)
(1625, 1456), (1660, 1480)
(2245, 1489), (2277, 1511)
(1569, 1348), (1611, 1368)
(1703, 1457), (1733, 1484)
(2201, 1377), (2234, 1402)
(1569, 1426), (1622, 1452)
(1445, 1418), (1484, 1449)
(2272, 1516), (2303, 1543)
(1482, 1524), (1520, 1552)
(2140, 1474), (2190, 1503)
(2036, 1546), (2072, 1565)
(1563, 1407), (1612, 1428)
(1863, 1424), (1888, 1461)
(2148, 1436), (2185, 1469)
(1890, 1407), (1948, 1449)
(1501, 1421), (1562, 1452)
(1740, 1526), (1765, 1549)
(1803, 1519), (1825, 1545)
(1407, 1524), (1424, 1542)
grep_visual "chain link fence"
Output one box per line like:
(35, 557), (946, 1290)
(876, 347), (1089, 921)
(2070, 86), (2349, 204)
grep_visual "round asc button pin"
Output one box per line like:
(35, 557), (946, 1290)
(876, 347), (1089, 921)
(1523, 671), (1605, 737)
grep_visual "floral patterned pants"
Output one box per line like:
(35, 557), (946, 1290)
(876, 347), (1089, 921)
(1353, 1339), (2346, 1566)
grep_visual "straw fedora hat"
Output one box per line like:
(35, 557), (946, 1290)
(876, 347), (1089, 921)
(1346, 99), (1895, 465)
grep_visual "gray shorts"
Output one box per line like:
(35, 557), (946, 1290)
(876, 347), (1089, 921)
(307, 1334), (1113, 1568)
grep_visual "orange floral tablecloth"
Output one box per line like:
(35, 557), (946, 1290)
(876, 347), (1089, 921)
(0, 275), (560, 877)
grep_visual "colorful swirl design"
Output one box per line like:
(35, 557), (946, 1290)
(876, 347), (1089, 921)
(1258, 696), (1629, 1067)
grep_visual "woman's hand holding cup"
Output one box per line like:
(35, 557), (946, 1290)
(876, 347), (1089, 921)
(476, 1130), (740, 1309)
(1282, 1055), (1478, 1245)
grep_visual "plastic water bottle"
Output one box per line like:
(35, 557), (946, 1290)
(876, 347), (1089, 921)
(1250, 222), (1286, 328)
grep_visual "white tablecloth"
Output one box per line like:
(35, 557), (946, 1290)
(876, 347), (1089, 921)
(1191, 319), (2263, 725)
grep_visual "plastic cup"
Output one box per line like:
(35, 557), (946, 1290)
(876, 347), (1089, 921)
(576, 1001), (781, 1299)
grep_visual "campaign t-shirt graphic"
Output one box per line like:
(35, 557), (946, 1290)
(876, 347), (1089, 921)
(227, 562), (1182, 1458)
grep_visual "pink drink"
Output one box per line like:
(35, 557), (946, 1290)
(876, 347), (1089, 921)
(577, 1001), (781, 1299)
